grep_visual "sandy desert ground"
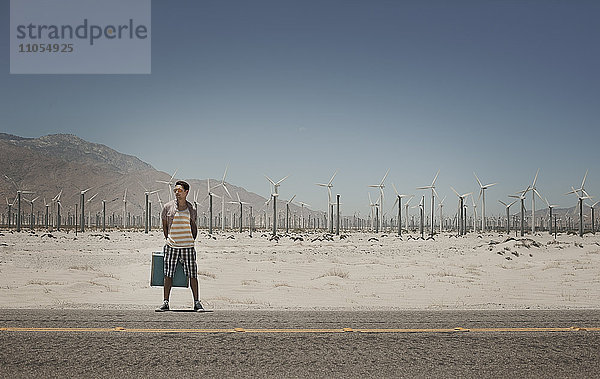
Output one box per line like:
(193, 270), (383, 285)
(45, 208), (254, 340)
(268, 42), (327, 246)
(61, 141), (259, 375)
(0, 229), (599, 311)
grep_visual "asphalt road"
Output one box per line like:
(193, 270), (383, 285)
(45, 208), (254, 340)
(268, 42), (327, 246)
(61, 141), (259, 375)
(1, 309), (599, 378)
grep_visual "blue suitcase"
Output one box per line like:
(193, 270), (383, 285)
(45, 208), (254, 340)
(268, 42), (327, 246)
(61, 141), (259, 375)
(150, 251), (189, 287)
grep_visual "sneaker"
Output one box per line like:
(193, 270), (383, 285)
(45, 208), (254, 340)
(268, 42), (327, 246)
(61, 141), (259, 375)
(155, 300), (169, 312)
(194, 300), (204, 311)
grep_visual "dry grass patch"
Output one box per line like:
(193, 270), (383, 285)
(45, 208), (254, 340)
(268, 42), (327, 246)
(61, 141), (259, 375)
(198, 271), (216, 279)
(317, 267), (349, 279)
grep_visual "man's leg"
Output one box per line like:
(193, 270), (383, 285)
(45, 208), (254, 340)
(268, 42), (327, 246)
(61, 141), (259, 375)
(162, 245), (176, 303)
(183, 247), (200, 304)
(190, 277), (198, 301)
(164, 276), (172, 300)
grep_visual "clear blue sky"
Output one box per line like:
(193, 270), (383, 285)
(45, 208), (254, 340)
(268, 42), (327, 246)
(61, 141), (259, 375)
(1, 0), (599, 216)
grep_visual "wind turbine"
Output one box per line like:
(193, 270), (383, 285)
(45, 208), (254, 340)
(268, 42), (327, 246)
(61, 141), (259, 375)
(368, 193), (380, 232)
(418, 195), (425, 239)
(156, 168), (178, 201)
(509, 190), (528, 237)
(122, 188), (128, 229)
(499, 199), (517, 234)
(316, 171), (336, 230)
(391, 183), (412, 238)
(298, 201), (311, 230)
(566, 182), (591, 237)
(54, 189), (63, 231)
(589, 200), (599, 234)
(474, 172), (497, 233)
(543, 197), (558, 236)
(86, 193), (98, 230)
(140, 181), (161, 234)
(214, 167), (232, 231)
(5, 197), (14, 228)
(43, 198), (50, 229)
(417, 170), (439, 237)
(23, 196), (40, 230)
(201, 179), (216, 234)
(523, 169), (541, 234)
(369, 169), (390, 230)
(469, 194), (478, 233)
(77, 187), (92, 232)
(437, 195), (447, 233)
(404, 195), (415, 233)
(265, 175), (288, 236)
(451, 187), (471, 236)
(3, 175), (34, 232)
(228, 192), (250, 233)
(285, 195), (296, 234)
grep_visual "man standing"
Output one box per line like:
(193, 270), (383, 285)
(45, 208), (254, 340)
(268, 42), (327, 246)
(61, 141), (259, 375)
(156, 180), (203, 311)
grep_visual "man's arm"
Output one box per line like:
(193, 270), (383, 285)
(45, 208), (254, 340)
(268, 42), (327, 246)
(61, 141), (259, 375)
(191, 218), (197, 240)
(162, 218), (169, 239)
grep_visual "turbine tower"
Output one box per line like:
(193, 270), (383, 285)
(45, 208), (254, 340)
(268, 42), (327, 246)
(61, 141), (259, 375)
(437, 196), (446, 233)
(543, 198), (558, 236)
(122, 188), (128, 229)
(417, 170), (439, 237)
(566, 173), (591, 237)
(266, 174), (288, 236)
(140, 181), (160, 234)
(524, 169), (541, 234)
(86, 193), (98, 230)
(369, 169), (390, 230)
(451, 187), (471, 236)
(228, 192), (250, 233)
(391, 183), (412, 238)
(216, 167), (232, 231)
(509, 190), (527, 237)
(285, 195), (297, 234)
(499, 199), (517, 234)
(316, 171), (336, 231)
(77, 187), (92, 233)
(3, 175), (34, 232)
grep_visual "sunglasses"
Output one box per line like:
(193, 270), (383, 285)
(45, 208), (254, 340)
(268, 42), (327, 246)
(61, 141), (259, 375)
(173, 188), (185, 193)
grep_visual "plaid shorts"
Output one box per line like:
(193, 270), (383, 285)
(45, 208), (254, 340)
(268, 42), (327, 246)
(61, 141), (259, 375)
(163, 245), (197, 279)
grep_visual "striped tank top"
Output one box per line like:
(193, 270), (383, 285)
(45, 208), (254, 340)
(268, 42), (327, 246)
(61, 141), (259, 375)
(166, 208), (195, 248)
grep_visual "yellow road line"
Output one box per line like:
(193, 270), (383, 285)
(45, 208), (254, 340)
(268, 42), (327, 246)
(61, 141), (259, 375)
(1, 327), (599, 333)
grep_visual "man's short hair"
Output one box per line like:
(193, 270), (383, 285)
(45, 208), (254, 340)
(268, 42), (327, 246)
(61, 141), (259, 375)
(175, 180), (190, 192)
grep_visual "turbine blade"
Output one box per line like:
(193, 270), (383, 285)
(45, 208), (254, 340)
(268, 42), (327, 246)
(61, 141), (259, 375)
(582, 169), (588, 189)
(276, 175), (289, 185)
(265, 175), (276, 186)
(328, 171), (337, 185)
(532, 168), (540, 187)
(431, 169), (440, 186)
(170, 168), (179, 182)
(474, 172), (483, 188)
(380, 168), (390, 185)
(392, 183), (399, 196)
(450, 186), (459, 197)
(222, 183), (232, 198)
